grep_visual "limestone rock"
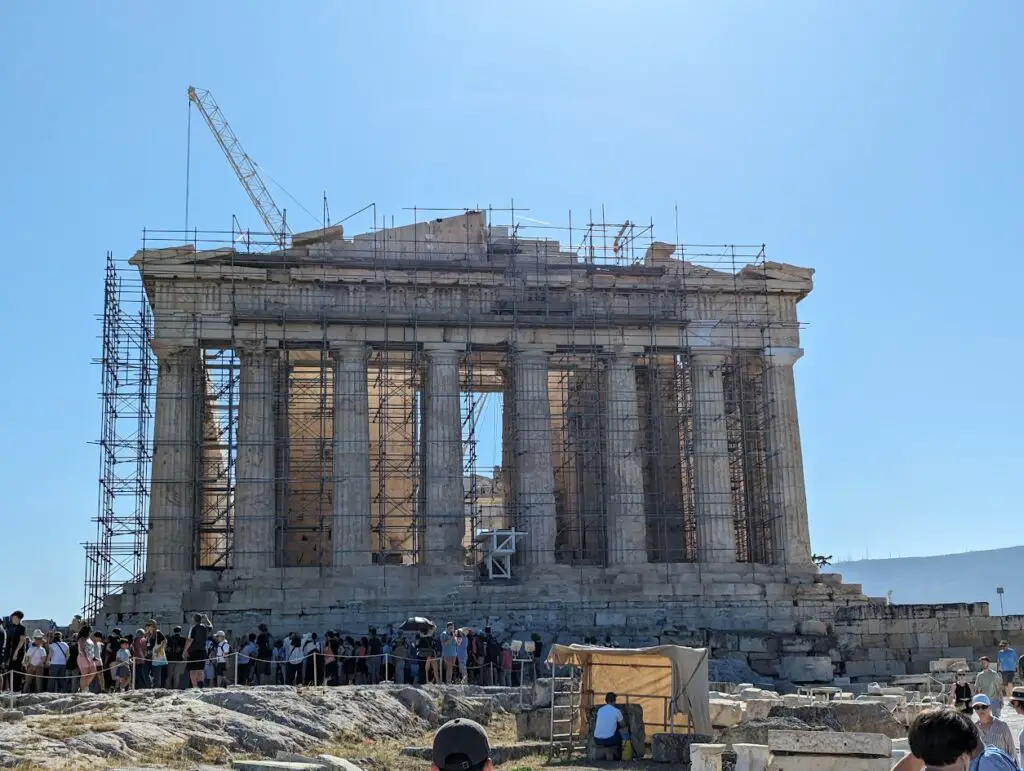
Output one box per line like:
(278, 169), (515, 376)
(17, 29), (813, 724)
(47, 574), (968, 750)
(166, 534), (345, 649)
(743, 699), (783, 722)
(394, 687), (439, 727)
(766, 705), (843, 732)
(830, 701), (906, 739)
(651, 733), (713, 763)
(719, 717), (826, 747)
(440, 693), (492, 725)
(797, 620), (828, 636)
(0, 710), (24, 722)
(516, 708), (553, 740)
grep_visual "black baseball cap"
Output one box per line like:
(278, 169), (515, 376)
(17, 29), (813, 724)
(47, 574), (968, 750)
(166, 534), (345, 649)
(432, 719), (490, 770)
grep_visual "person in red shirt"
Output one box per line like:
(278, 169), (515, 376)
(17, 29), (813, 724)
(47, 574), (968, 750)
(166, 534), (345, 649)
(131, 629), (149, 689)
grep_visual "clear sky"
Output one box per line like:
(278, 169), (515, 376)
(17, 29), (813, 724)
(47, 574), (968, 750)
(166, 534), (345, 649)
(1, 2), (1020, 622)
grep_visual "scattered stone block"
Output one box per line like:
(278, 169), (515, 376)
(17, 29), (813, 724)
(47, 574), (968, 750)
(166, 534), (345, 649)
(691, 742), (727, 771)
(767, 757), (892, 771)
(233, 763), (325, 771)
(516, 708), (553, 740)
(734, 743), (771, 771)
(767, 730), (891, 757)
(767, 705), (843, 732)
(744, 699), (782, 721)
(710, 698), (745, 727)
(651, 733), (713, 763)
(929, 658), (967, 673)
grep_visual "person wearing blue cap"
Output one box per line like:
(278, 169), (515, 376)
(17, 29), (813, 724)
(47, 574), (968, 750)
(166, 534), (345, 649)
(971, 694), (1015, 759)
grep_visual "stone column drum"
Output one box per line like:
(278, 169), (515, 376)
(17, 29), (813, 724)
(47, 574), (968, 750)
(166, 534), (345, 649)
(691, 351), (738, 563)
(602, 349), (647, 564)
(422, 346), (465, 565)
(332, 344), (372, 566)
(147, 346), (199, 574)
(234, 345), (277, 571)
(764, 347), (812, 566)
(510, 348), (556, 565)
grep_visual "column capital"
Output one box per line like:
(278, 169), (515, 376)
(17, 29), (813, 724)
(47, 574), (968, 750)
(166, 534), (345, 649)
(764, 346), (804, 366)
(423, 343), (465, 357)
(151, 341), (197, 360)
(511, 346), (554, 362)
(235, 339), (273, 356)
(330, 342), (370, 361)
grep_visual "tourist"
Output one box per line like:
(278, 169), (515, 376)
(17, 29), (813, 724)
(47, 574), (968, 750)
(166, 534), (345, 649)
(238, 633), (258, 686)
(75, 626), (97, 693)
(115, 639), (133, 691)
(1007, 686), (1024, 768)
(592, 692), (626, 760)
(146, 620), (168, 689)
(976, 656), (1004, 717)
(340, 637), (356, 685)
(4, 610), (27, 692)
(272, 638), (287, 684)
(972, 694), (1015, 758)
(483, 628), (500, 686)
(902, 706), (1017, 771)
(22, 631), (49, 694)
(442, 622), (458, 684)
(103, 627), (122, 691)
(131, 628), (148, 689)
(47, 631), (69, 693)
(91, 631), (107, 692)
(500, 643), (513, 687)
(212, 632), (230, 686)
(355, 637), (369, 684)
(323, 631), (338, 686)
(165, 625), (186, 689)
(255, 624), (273, 685)
(286, 633), (304, 686)
(183, 613), (211, 689)
(455, 629), (469, 684)
(949, 669), (973, 716)
(997, 640), (1017, 699)
(367, 627), (383, 684)
(64, 631), (79, 693)
(431, 718), (493, 771)
(302, 633), (321, 685)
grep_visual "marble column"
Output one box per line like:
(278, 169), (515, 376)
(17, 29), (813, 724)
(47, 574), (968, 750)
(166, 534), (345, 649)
(234, 345), (277, 571)
(511, 348), (556, 565)
(147, 346), (199, 574)
(422, 346), (465, 565)
(603, 349), (648, 565)
(691, 351), (738, 563)
(764, 347), (812, 566)
(332, 344), (372, 566)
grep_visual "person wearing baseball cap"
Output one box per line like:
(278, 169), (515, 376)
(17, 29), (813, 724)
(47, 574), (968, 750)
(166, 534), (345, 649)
(431, 718), (492, 771)
(971, 694), (1015, 758)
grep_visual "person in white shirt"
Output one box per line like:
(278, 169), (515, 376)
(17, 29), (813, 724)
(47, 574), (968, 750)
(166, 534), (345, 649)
(48, 632), (70, 693)
(593, 692), (626, 759)
(213, 632), (230, 687)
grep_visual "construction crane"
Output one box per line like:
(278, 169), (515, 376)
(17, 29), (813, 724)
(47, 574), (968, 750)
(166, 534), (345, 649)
(187, 86), (289, 246)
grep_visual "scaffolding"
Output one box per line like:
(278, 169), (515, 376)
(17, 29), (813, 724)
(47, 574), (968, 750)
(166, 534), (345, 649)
(84, 253), (154, 620)
(86, 206), (804, 614)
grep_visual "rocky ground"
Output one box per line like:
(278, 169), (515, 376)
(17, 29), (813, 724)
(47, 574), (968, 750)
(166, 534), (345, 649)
(0, 684), (516, 769)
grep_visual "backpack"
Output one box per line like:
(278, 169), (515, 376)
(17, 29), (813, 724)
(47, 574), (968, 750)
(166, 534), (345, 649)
(67, 641), (79, 670)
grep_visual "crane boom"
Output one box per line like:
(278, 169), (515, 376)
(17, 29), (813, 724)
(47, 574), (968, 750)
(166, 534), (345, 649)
(187, 86), (289, 244)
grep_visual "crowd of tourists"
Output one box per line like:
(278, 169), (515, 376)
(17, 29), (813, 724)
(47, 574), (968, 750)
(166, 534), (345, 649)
(0, 610), (544, 694)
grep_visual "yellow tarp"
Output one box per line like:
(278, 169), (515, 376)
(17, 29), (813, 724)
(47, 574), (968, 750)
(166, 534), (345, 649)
(547, 643), (712, 738)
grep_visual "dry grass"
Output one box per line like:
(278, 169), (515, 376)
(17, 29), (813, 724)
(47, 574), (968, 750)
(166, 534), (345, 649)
(32, 716), (121, 741)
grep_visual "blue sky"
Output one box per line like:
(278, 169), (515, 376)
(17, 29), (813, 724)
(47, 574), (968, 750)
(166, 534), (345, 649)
(1, 2), (1020, 621)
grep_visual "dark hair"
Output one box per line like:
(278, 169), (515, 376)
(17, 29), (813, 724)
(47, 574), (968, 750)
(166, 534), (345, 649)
(77, 625), (92, 641)
(908, 708), (979, 766)
(605, 692), (617, 704)
(193, 613), (202, 624)
(11, 610), (23, 619)
(248, 633), (257, 642)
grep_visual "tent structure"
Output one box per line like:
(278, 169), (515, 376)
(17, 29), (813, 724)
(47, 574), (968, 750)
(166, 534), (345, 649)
(546, 643), (712, 739)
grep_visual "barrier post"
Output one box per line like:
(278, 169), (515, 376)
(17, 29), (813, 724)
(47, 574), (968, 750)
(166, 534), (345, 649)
(313, 654), (319, 687)
(233, 652), (239, 686)
(130, 658), (136, 691)
(8, 670), (14, 709)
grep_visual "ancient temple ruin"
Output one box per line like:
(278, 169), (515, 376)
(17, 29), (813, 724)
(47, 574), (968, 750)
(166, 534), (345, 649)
(93, 210), (872, 638)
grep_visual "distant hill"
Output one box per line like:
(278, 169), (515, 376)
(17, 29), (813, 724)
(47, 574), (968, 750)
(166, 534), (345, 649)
(825, 546), (1024, 615)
